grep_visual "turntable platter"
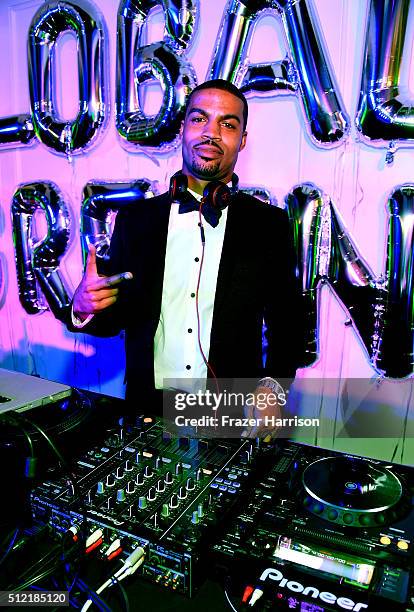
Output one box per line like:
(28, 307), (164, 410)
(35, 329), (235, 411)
(302, 456), (404, 526)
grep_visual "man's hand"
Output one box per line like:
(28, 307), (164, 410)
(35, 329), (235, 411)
(72, 244), (133, 322)
(243, 382), (285, 440)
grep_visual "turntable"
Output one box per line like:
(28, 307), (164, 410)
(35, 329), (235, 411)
(212, 442), (414, 611)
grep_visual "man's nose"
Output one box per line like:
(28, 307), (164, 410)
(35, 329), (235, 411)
(202, 121), (221, 140)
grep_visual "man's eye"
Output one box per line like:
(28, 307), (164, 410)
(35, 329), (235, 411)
(223, 122), (236, 129)
(192, 116), (205, 123)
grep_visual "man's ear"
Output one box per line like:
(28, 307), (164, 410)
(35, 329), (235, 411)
(179, 121), (184, 138)
(239, 131), (247, 152)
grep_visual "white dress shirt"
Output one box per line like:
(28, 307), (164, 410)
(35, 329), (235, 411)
(154, 190), (228, 392)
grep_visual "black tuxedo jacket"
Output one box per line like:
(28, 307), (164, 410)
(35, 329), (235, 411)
(66, 191), (304, 400)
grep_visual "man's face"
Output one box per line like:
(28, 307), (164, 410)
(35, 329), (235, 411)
(181, 88), (247, 185)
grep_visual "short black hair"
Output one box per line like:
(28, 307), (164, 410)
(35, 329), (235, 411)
(186, 79), (248, 130)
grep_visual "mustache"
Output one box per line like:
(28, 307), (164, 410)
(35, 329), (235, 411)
(194, 139), (223, 154)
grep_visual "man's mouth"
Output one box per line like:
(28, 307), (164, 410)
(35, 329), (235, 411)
(194, 142), (223, 158)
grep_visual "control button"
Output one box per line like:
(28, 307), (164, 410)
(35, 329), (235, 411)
(147, 487), (156, 502)
(210, 483), (218, 489)
(397, 540), (409, 550)
(311, 502), (324, 515)
(228, 473), (237, 480)
(96, 481), (105, 495)
(191, 293), (195, 298)
(188, 328), (193, 333)
(194, 257), (199, 262)
(224, 480), (233, 486)
(116, 489), (126, 503)
(156, 479), (165, 493)
(126, 481), (135, 494)
(342, 513), (354, 525)
(232, 482), (241, 488)
(161, 504), (170, 518)
(191, 510), (199, 524)
(138, 496), (147, 509)
(327, 509), (338, 521)
(215, 478), (223, 483)
(186, 365), (191, 370)
(165, 471), (174, 485)
(219, 485), (227, 492)
(228, 487), (237, 493)
(170, 494), (179, 509)
(135, 472), (144, 486)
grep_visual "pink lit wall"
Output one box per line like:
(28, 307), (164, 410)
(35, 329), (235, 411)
(0, 0), (413, 462)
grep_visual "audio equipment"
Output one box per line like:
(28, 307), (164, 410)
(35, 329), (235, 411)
(169, 171), (239, 214)
(212, 442), (414, 611)
(30, 416), (256, 597)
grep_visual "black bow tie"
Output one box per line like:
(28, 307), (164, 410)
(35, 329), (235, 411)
(178, 198), (222, 228)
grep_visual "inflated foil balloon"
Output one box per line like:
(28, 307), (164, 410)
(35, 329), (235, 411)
(12, 183), (71, 316)
(285, 183), (326, 365)
(28, 0), (107, 156)
(378, 186), (414, 377)
(0, 115), (35, 149)
(286, 183), (386, 373)
(328, 204), (385, 375)
(81, 179), (158, 266)
(116, 0), (198, 151)
(209, 0), (349, 147)
(356, 0), (414, 162)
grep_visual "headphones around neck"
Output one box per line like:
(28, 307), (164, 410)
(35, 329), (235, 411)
(169, 171), (239, 210)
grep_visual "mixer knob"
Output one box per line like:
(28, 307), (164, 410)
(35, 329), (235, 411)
(179, 437), (190, 448)
(161, 504), (170, 518)
(124, 460), (133, 472)
(165, 471), (173, 485)
(186, 477), (195, 491)
(96, 481), (105, 495)
(197, 502), (204, 518)
(147, 487), (156, 502)
(127, 504), (134, 518)
(155, 457), (162, 470)
(119, 428), (125, 442)
(191, 510), (199, 524)
(106, 497), (114, 511)
(135, 416), (143, 429)
(126, 481), (135, 494)
(169, 494), (178, 509)
(153, 513), (158, 528)
(144, 465), (153, 478)
(135, 472), (144, 486)
(117, 489), (126, 503)
(178, 486), (187, 500)
(196, 468), (203, 481)
(175, 463), (183, 476)
(138, 496), (147, 510)
(135, 451), (141, 464)
(85, 490), (93, 504)
(106, 474), (115, 487)
(116, 466), (124, 479)
(156, 479), (165, 493)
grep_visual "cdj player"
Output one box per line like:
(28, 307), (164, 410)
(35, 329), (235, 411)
(212, 442), (414, 611)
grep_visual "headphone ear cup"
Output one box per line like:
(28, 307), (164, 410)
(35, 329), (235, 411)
(203, 181), (232, 210)
(169, 173), (188, 201)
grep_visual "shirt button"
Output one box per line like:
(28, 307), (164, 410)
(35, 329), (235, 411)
(188, 328), (192, 333)
(191, 293), (195, 298)
(186, 365), (191, 370)
(194, 257), (199, 262)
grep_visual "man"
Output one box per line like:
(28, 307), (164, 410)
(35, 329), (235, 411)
(69, 79), (303, 421)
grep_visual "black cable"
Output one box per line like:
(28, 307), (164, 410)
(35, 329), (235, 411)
(0, 528), (20, 568)
(112, 575), (130, 612)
